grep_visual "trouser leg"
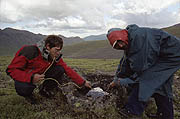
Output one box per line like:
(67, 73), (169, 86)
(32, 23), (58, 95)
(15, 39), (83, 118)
(125, 84), (147, 116)
(45, 64), (65, 82)
(43, 64), (65, 88)
(153, 93), (174, 119)
(14, 80), (36, 97)
(40, 65), (65, 97)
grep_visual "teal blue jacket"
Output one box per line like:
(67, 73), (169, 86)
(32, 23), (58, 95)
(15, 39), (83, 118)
(116, 24), (180, 101)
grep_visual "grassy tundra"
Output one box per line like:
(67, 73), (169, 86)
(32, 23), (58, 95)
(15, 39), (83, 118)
(0, 56), (180, 119)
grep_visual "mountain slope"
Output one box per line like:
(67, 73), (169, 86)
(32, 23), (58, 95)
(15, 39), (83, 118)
(162, 23), (180, 38)
(58, 34), (84, 45)
(0, 23), (179, 58)
(0, 28), (45, 55)
(82, 23), (180, 42)
(83, 34), (106, 41)
(62, 23), (180, 59)
(0, 28), (84, 55)
(62, 40), (123, 59)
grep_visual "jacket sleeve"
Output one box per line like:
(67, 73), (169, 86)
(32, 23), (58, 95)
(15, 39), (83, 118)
(6, 49), (32, 83)
(115, 54), (134, 78)
(6, 46), (39, 83)
(58, 58), (85, 86)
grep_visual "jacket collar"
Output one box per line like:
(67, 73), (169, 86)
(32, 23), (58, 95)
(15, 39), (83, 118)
(36, 40), (62, 62)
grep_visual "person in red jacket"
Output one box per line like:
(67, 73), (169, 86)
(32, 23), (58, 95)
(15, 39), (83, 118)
(6, 35), (91, 103)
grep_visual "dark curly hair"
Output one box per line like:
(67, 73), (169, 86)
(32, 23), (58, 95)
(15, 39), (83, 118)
(45, 35), (63, 49)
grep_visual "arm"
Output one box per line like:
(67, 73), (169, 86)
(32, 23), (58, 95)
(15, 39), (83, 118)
(6, 46), (39, 83)
(115, 54), (134, 78)
(109, 54), (135, 89)
(58, 58), (85, 86)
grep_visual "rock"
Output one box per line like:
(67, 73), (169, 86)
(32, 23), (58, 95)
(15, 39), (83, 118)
(86, 87), (109, 99)
(175, 75), (180, 79)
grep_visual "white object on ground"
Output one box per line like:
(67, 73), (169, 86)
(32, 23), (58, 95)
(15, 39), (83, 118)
(86, 87), (109, 98)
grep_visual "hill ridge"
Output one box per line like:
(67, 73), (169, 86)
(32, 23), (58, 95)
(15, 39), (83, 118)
(0, 23), (180, 58)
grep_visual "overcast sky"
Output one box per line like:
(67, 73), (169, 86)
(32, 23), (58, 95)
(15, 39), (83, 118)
(0, 0), (180, 38)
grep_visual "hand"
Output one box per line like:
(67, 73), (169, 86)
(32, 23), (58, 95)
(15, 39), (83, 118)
(107, 76), (118, 90)
(107, 81), (116, 90)
(84, 80), (92, 89)
(33, 74), (45, 84)
(117, 77), (135, 86)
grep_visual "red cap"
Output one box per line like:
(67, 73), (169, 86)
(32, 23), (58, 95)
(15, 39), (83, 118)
(107, 29), (128, 48)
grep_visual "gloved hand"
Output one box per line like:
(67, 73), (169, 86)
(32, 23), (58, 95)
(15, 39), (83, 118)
(117, 77), (135, 86)
(107, 76), (118, 89)
(78, 80), (92, 95)
(84, 80), (92, 89)
(108, 77), (135, 89)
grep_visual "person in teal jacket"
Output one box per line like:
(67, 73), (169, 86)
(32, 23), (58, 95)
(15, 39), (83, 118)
(107, 24), (180, 119)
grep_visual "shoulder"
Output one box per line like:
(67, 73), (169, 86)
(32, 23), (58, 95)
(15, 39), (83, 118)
(126, 24), (139, 30)
(126, 24), (141, 39)
(18, 45), (39, 60)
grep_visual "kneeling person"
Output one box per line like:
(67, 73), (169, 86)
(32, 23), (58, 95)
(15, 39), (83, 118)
(6, 35), (91, 103)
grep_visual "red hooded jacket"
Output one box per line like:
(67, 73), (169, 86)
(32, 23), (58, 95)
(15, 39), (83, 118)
(107, 29), (128, 48)
(6, 45), (85, 86)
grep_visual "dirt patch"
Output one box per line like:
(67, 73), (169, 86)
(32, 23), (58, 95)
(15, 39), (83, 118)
(30, 73), (180, 118)
(34, 73), (128, 119)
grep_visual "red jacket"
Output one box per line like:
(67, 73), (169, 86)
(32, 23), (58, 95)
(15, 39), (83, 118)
(6, 45), (85, 86)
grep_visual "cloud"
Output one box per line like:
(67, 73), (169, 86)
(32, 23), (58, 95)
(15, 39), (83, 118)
(0, 0), (179, 37)
(106, 0), (180, 28)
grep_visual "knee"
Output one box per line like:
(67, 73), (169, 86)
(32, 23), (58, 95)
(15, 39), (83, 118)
(52, 65), (65, 78)
(41, 80), (58, 90)
(45, 65), (65, 81)
(56, 65), (65, 75)
(15, 81), (36, 97)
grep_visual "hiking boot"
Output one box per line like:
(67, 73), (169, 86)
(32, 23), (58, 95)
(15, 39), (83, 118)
(118, 108), (142, 119)
(24, 95), (38, 104)
(146, 112), (163, 119)
(39, 79), (59, 98)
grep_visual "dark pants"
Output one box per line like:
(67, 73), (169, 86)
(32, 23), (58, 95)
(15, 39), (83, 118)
(153, 93), (174, 119)
(15, 65), (65, 97)
(125, 84), (174, 119)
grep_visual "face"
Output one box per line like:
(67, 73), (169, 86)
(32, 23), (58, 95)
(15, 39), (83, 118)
(113, 40), (128, 50)
(46, 44), (62, 59)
